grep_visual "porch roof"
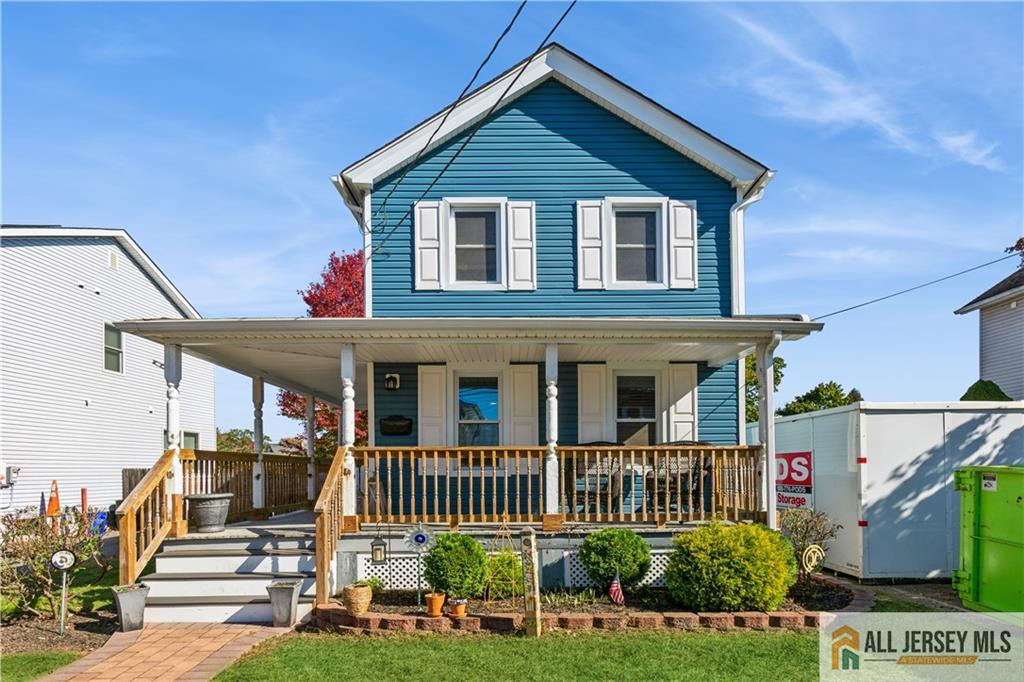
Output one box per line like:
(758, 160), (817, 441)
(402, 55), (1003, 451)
(116, 315), (821, 407)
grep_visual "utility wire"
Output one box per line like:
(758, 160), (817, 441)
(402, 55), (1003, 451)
(814, 253), (1016, 321)
(369, 0), (577, 261)
(369, 0), (529, 234)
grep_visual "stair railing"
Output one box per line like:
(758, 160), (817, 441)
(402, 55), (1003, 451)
(115, 449), (178, 584)
(313, 446), (349, 605)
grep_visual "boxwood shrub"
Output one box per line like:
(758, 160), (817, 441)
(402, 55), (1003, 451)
(579, 528), (651, 589)
(423, 533), (487, 599)
(665, 522), (796, 611)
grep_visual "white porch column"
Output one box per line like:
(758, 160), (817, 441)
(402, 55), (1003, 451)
(252, 377), (265, 510)
(306, 396), (316, 501)
(164, 345), (183, 494)
(340, 343), (356, 516)
(756, 333), (782, 530)
(544, 343), (560, 515)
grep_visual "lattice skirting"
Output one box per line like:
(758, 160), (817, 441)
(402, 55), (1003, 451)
(564, 550), (671, 588)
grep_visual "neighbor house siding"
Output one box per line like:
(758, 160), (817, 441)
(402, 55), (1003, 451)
(0, 237), (215, 509)
(370, 79), (735, 317)
(980, 297), (1024, 400)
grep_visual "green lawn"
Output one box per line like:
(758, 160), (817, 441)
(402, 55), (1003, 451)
(871, 592), (938, 613)
(216, 631), (819, 682)
(1, 651), (82, 682)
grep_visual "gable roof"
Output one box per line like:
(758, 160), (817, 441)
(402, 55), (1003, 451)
(0, 225), (201, 319)
(334, 43), (770, 212)
(955, 266), (1024, 314)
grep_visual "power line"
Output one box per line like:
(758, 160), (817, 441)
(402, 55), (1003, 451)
(369, 0), (529, 233)
(813, 253), (1016, 321)
(369, 1), (578, 261)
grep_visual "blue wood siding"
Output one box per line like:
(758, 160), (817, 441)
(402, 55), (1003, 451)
(696, 361), (738, 444)
(370, 79), (735, 317)
(372, 363), (420, 446)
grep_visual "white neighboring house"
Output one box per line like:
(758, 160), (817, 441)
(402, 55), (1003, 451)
(955, 266), (1024, 400)
(0, 226), (215, 511)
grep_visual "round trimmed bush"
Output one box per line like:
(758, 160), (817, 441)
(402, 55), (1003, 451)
(423, 533), (487, 599)
(485, 550), (523, 600)
(665, 522), (796, 611)
(579, 528), (651, 589)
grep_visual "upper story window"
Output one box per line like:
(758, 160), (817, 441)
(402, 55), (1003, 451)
(453, 209), (499, 284)
(104, 324), (123, 373)
(614, 209), (659, 283)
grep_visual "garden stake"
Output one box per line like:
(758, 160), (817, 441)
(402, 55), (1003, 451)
(50, 549), (77, 636)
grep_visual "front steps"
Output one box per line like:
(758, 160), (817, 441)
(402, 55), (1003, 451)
(144, 521), (317, 624)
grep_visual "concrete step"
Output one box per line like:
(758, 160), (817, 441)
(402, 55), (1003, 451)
(144, 571), (316, 598)
(144, 595), (315, 624)
(162, 535), (316, 552)
(155, 548), (315, 575)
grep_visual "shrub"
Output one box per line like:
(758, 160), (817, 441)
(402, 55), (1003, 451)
(485, 550), (523, 600)
(780, 509), (841, 579)
(665, 522), (796, 611)
(961, 379), (1012, 401)
(0, 507), (106, 620)
(423, 534), (487, 599)
(578, 528), (651, 589)
(354, 577), (385, 597)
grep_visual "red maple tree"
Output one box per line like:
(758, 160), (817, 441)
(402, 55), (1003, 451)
(277, 250), (368, 457)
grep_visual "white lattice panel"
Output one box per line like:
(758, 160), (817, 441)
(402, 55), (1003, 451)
(357, 553), (424, 589)
(564, 550), (671, 588)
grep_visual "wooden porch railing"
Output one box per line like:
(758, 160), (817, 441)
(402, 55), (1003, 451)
(116, 450), (176, 584)
(557, 445), (762, 525)
(353, 447), (548, 525)
(263, 454), (309, 513)
(181, 450), (256, 521)
(313, 446), (349, 605)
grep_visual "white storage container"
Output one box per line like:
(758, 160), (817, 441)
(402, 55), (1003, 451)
(748, 402), (1024, 579)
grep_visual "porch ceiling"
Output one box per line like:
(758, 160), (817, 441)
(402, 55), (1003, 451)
(115, 316), (822, 406)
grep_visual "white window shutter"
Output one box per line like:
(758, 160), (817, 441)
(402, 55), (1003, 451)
(667, 364), (697, 442)
(668, 200), (698, 289)
(414, 200), (444, 290)
(506, 201), (537, 291)
(577, 364), (607, 443)
(576, 200), (605, 289)
(417, 365), (448, 445)
(505, 365), (539, 445)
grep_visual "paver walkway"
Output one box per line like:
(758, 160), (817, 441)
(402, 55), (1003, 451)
(42, 623), (289, 682)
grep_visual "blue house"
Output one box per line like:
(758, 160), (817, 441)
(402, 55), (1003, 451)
(116, 45), (822, 619)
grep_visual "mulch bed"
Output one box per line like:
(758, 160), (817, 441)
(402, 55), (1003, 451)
(0, 610), (117, 655)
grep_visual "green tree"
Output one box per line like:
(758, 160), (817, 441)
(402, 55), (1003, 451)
(216, 428), (271, 453)
(745, 355), (786, 423)
(778, 381), (862, 416)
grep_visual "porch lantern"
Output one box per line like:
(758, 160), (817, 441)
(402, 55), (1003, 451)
(370, 535), (387, 565)
(383, 373), (400, 391)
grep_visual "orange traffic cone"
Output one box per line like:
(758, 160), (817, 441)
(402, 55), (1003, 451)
(47, 481), (61, 530)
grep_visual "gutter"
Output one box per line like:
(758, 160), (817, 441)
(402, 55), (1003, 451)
(729, 170), (776, 315)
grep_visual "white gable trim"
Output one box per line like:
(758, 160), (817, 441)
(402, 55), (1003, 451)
(339, 44), (767, 201)
(0, 226), (200, 319)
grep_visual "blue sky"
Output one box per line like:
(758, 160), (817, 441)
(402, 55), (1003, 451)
(3, 2), (1021, 440)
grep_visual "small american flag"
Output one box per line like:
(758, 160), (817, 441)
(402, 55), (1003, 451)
(608, 572), (625, 606)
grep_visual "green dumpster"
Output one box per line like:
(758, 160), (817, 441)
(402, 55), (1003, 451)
(953, 465), (1024, 612)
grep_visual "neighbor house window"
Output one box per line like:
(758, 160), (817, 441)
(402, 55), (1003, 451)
(104, 324), (123, 372)
(615, 375), (656, 445)
(164, 431), (199, 450)
(453, 209), (499, 283)
(614, 209), (659, 283)
(457, 376), (500, 446)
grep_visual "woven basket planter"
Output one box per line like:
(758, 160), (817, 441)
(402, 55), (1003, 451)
(341, 584), (372, 617)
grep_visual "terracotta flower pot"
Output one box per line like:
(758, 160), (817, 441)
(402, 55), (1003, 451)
(425, 592), (446, 618)
(341, 584), (372, 617)
(447, 600), (467, 619)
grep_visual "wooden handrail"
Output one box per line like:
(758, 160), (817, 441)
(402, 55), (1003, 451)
(116, 449), (176, 585)
(313, 446), (349, 605)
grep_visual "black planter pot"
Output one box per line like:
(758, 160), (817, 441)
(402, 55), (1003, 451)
(185, 493), (234, 533)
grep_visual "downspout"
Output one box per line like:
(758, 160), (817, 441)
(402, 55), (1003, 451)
(729, 170), (775, 316)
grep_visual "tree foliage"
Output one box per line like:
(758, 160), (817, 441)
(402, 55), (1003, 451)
(777, 381), (863, 416)
(1007, 236), (1024, 266)
(216, 428), (271, 453)
(745, 355), (786, 423)
(961, 379), (1012, 401)
(278, 250), (368, 455)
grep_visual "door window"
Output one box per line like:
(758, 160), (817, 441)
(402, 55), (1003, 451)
(615, 375), (656, 445)
(457, 376), (500, 446)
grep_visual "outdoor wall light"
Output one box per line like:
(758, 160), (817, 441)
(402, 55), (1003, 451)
(370, 535), (388, 564)
(384, 374), (400, 391)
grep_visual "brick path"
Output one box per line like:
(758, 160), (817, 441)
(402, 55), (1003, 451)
(42, 624), (289, 682)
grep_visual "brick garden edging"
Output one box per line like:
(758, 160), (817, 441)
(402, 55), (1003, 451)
(312, 603), (820, 635)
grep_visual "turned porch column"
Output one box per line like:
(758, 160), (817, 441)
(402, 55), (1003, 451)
(252, 377), (265, 511)
(306, 396), (316, 501)
(340, 343), (356, 516)
(164, 345), (187, 536)
(543, 343), (561, 523)
(756, 333), (782, 530)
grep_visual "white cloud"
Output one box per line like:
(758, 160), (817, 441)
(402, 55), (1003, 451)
(788, 246), (898, 267)
(934, 131), (1004, 171)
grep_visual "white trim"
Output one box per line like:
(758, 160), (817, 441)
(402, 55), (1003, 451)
(444, 197), (508, 290)
(954, 284), (1024, 315)
(605, 197), (669, 290)
(1, 226), (201, 319)
(728, 172), (773, 316)
(366, 361), (375, 447)
(362, 192), (373, 317)
(339, 45), (767, 206)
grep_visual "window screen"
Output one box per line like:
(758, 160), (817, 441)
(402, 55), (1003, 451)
(615, 210), (658, 282)
(454, 210), (498, 282)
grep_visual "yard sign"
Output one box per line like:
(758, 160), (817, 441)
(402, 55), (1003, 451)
(776, 451), (814, 509)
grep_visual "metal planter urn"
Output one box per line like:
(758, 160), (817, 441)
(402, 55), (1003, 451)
(111, 583), (150, 632)
(186, 493), (234, 533)
(266, 580), (302, 627)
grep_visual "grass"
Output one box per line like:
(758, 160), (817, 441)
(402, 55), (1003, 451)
(216, 630), (819, 682)
(1, 561), (117, 620)
(871, 592), (938, 613)
(1, 651), (83, 682)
